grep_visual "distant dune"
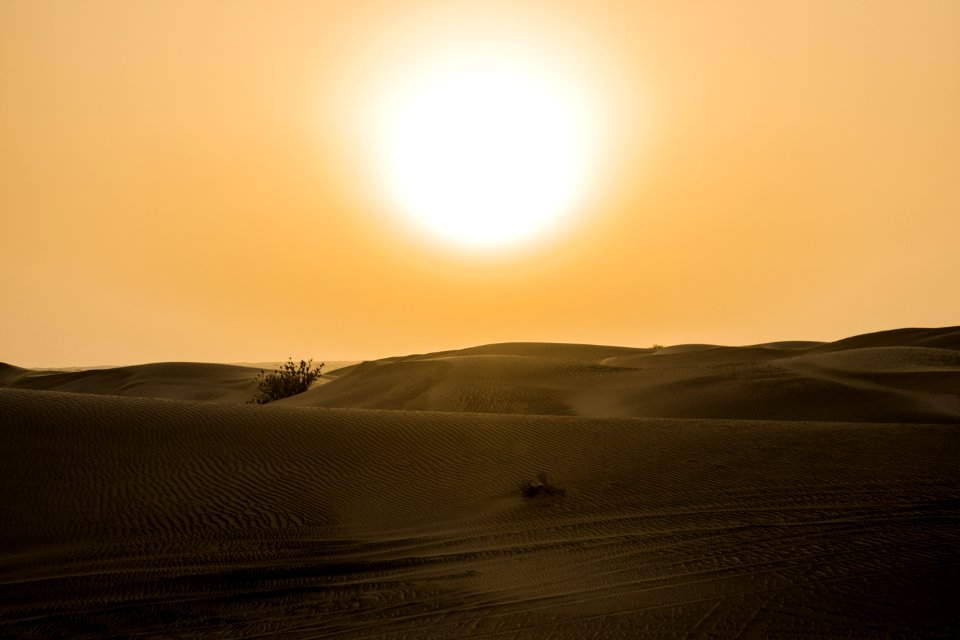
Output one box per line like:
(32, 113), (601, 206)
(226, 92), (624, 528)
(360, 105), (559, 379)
(2, 361), (263, 403)
(273, 326), (960, 423)
(1, 327), (959, 637)
(4, 327), (957, 422)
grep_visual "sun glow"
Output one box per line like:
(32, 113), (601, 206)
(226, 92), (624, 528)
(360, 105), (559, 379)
(366, 48), (603, 253)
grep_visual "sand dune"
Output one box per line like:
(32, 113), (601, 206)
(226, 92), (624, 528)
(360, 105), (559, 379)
(811, 325), (960, 353)
(1, 361), (263, 403)
(403, 341), (652, 363)
(2, 327), (959, 636)
(748, 340), (826, 350)
(5, 327), (957, 422)
(0, 362), (28, 386)
(278, 327), (960, 423)
(2, 387), (959, 638)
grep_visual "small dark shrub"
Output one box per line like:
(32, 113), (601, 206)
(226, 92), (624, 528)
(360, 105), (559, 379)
(520, 472), (565, 498)
(249, 358), (324, 404)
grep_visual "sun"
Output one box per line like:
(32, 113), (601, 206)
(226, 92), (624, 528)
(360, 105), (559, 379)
(370, 52), (599, 252)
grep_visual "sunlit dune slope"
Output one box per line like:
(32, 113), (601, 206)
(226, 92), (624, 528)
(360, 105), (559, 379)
(1, 362), (261, 403)
(401, 341), (652, 362)
(748, 341), (826, 350)
(277, 326), (960, 423)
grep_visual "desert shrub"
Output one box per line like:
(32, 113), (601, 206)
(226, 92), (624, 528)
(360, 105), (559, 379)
(249, 358), (324, 404)
(650, 344), (664, 351)
(520, 472), (565, 498)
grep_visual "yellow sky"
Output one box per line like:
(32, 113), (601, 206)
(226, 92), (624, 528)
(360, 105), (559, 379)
(3, 1), (959, 367)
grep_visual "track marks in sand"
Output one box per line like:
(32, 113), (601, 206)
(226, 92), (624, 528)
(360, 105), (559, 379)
(2, 388), (959, 637)
(255, 494), (960, 639)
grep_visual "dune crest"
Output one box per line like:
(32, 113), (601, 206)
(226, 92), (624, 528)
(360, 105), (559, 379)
(2, 362), (263, 404)
(6, 327), (958, 423)
(276, 326), (960, 423)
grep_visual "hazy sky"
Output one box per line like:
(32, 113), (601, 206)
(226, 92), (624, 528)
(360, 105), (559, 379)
(3, 1), (959, 367)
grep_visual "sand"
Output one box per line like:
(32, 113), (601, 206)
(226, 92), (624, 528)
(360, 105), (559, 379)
(3, 362), (264, 404)
(277, 328), (960, 423)
(2, 326), (959, 637)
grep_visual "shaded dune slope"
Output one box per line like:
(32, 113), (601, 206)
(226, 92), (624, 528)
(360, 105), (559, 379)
(810, 325), (960, 353)
(1, 362), (261, 403)
(0, 362), (28, 386)
(280, 327), (960, 423)
(2, 388), (959, 638)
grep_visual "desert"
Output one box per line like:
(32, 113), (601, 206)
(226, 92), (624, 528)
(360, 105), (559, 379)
(4, 3), (959, 636)
(2, 326), (959, 638)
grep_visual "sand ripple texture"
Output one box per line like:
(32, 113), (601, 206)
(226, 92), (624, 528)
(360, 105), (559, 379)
(2, 387), (959, 638)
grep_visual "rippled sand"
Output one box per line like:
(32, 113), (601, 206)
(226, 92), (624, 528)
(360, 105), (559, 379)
(2, 326), (959, 637)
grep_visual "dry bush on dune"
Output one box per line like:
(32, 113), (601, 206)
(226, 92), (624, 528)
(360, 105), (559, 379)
(520, 471), (565, 498)
(249, 359), (324, 404)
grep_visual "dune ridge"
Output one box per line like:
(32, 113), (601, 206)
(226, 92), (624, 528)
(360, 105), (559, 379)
(276, 326), (960, 423)
(2, 387), (959, 637)
(5, 326), (958, 423)
(1, 361), (263, 404)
